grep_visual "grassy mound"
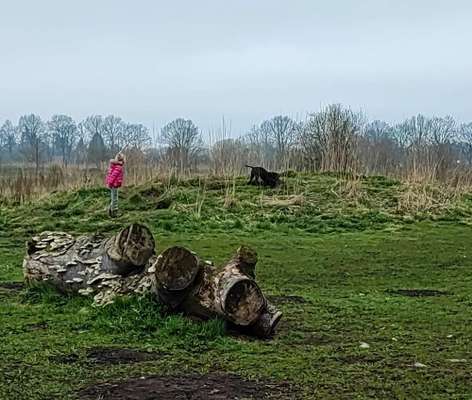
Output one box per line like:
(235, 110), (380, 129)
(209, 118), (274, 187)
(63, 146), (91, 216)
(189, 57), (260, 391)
(0, 173), (471, 399)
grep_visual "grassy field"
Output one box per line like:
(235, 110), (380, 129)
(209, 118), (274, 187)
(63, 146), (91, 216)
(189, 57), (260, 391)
(0, 173), (471, 399)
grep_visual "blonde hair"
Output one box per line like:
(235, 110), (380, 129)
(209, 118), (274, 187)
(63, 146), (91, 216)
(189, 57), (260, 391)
(116, 153), (125, 163)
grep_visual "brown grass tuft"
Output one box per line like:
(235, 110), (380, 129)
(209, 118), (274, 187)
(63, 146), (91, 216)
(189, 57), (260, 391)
(262, 194), (305, 207)
(396, 182), (462, 214)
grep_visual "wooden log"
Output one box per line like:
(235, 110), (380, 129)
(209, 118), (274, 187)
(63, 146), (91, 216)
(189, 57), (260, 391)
(103, 224), (155, 275)
(152, 246), (200, 309)
(176, 246), (267, 326)
(23, 226), (282, 337)
(250, 301), (283, 338)
(23, 224), (155, 296)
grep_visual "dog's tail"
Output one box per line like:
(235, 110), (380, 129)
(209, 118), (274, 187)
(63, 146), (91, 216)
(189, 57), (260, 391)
(245, 164), (255, 169)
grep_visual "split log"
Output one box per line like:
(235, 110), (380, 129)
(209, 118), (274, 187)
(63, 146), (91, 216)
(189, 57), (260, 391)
(152, 245), (280, 336)
(23, 224), (155, 296)
(178, 246), (265, 326)
(23, 224), (282, 337)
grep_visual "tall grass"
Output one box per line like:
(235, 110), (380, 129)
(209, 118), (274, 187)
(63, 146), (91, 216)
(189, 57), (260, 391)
(2, 149), (472, 209)
(0, 164), (102, 204)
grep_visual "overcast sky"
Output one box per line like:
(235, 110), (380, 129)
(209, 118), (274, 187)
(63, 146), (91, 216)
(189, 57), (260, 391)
(1, 0), (471, 136)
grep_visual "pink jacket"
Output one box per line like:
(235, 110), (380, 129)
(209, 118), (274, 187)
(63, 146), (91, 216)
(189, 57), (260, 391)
(106, 161), (124, 188)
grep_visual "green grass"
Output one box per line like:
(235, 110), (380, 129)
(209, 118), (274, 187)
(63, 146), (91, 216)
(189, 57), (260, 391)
(0, 173), (471, 399)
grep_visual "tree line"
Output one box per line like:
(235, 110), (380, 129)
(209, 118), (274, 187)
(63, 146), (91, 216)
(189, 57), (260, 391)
(0, 114), (152, 171)
(1, 106), (472, 181)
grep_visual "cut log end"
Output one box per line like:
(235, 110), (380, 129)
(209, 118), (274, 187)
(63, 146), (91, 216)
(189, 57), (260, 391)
(154, 246), (200, 291)
(251, 302), (283, 338)
(222, 278), (266, 326)
(107, 224), (155, 269)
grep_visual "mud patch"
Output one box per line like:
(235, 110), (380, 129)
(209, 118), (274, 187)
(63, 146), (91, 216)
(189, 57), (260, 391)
(0, 282), (24, 300)
(79, 373), (294, 400)
(52, 347), (161, 365)
(85, 348), (161, 364)
(386, 289), (451, 297)
(267, 295), (309, 305)
(53, 353), (80, 364)
(155, 197), (172, 209)
(0, 282), (24, 291)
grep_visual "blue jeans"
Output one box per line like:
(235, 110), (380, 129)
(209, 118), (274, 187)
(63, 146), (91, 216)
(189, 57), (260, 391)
(110, 188), (118, 213)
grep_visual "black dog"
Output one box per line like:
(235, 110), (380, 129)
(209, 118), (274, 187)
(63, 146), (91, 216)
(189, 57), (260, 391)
(246, 165), (280, 188)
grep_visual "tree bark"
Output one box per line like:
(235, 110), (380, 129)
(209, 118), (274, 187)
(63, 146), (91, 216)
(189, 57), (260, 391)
(23, 224), (282, 338)
(23, 223), (155, 295)
(177, 246), (266, 326)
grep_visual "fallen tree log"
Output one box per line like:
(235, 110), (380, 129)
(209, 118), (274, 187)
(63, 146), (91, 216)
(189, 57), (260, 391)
(23, 224), (282, 338)
(23, 224), (155, 295)
(177, 246), (265, 326)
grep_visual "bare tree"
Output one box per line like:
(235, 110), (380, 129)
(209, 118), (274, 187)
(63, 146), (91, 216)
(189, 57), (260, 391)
(360, 120), (400, 175)
(428, 116), (457, 179)
(210, 138), (246, 175)
(123, 123), (151, 150)
(74, 137), (88, 165)
(81, 115), (105, 146)
(160, 118), (203, 172)
(365, 120), (391, 141)
(459, 122), (472, 165)
(87, 132), (107, 168)
(393, 114), (457, 180)
(103, 115), (125, 154)
(48, 115), (77, 166)
(242, 125), (274, 168)
(74, 122), (88, 165)
(260, 116), (299, 168)
(0, 120), (18, 162)
(19, 114), (47, 174)
(300, 104), (363, 173)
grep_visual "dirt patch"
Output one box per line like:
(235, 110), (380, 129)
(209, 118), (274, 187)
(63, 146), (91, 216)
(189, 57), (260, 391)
(267, 295), (309, 305)
(52, 347), (161, 365)
(0, 282), (24, 300)
(79, 373), (294, 400)
(86, 348), (161, 364)
(0, 282), (24, 291)
(155, 197), (172, 209)
(386, 289), (451, 297)
(53, 353), (80, 364)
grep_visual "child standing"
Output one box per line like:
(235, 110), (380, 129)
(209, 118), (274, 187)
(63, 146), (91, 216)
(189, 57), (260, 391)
(105, 153), (125, 217)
